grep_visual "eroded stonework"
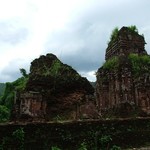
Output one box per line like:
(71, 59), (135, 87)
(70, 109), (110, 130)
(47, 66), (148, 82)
(19, 92), (46, 118)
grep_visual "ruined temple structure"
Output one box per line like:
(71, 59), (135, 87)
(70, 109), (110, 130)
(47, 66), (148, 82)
(105, 26), (147, 60)
(13, 54), (98, 121)
(96, 26), (150, 117)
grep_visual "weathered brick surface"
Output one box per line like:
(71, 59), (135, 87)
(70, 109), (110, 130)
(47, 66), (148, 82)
(96, 27), (150, 117)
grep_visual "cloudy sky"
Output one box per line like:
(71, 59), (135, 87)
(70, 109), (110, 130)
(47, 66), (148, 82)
(0, 0), (150, 82)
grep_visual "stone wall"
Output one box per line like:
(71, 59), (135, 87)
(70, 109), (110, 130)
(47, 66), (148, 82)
(1, 118), (150, 149)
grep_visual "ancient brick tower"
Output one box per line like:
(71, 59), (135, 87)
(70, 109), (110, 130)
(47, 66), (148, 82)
(96, 26), (150, 117)
(105, 27), (147, 60)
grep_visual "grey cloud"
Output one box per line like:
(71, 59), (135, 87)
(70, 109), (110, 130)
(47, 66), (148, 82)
(0, 70), (20, 83)
(44, 0), (150, 77)
(0, 20), (29, 45)
(0, 59), (30, 83)
(45, 28), (106, 73)
(44, 19), (108, 72)
(2, 0), (150, 82)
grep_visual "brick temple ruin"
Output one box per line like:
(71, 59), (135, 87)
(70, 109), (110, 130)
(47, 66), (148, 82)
(96, 26), (150, 116)
(105, 27), (147, 60)
(12, 54), (98, 121)
(11, 26), (150, 120)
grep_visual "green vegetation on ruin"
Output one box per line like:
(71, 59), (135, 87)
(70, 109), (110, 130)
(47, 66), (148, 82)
(128, 53), (150, 77)
(128, 25), (139, 33)
(40, 59), (80, 81)
(109, 27), (119, 45)
(101, 53), (150, 79)
(108, 25), (139, 45)
(43, 60), (63, 76)
(41, 59), (82, 91)
(103, 56), (119, 70)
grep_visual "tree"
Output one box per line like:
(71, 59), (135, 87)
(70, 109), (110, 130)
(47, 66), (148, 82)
(0, 83), (5, 97)
(20, 68), (28, 78)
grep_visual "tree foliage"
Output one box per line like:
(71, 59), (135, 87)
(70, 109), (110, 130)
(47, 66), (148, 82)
(1, 67), (29, 110)
(1, 77), (28, 109)
(0, 76), (28, 121)
(0, 83), (5, 97)
(20, 68), (28, 78)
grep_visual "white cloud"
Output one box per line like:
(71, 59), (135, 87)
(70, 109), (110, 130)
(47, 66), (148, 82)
(80, 71), (96, 82)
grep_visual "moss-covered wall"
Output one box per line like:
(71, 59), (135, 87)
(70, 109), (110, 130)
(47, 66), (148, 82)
(1, 118), (150, 149)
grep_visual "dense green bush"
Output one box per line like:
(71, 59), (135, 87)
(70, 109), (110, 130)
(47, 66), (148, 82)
(0, 128), (25, 149)
(1, 82), (15, 109)
(0, 105), (10, 122)
(0, 83), (5, 97)
(1, 75), (28, 111)
(51, 146), (61, 150)
(12, 128), (25, 150)
(78, 142), (87, 150)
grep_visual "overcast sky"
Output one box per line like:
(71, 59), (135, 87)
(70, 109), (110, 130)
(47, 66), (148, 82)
(0, 0), (150, 82)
